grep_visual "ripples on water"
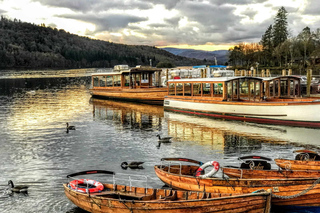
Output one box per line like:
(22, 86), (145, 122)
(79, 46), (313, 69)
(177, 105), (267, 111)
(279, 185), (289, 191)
(0, 69), (318, 212)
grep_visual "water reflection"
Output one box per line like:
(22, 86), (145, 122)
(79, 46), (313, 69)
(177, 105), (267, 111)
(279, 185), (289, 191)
(166, 112), (320, 148)
(91, 98), (164, 131)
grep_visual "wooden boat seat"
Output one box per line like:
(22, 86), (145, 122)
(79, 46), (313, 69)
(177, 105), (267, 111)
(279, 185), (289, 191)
(295, 153), (320, 161)
(158, 190), (177, 201)
(240, 160), (271, 170)
(91, 190), (155, 200)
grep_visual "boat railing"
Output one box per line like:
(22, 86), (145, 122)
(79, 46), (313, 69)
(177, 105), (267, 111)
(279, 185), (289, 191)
(160, 161), (183, 175)
(112, 173), (151, 189)
(67, 171), (156, 190)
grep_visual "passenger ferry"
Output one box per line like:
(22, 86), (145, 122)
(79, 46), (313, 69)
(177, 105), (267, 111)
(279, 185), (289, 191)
(164, 75), (320, 127)
(90, 65), (167, 105)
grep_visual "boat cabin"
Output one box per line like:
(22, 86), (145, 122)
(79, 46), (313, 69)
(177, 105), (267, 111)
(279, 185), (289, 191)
(92, 65), (163, 89)
(167, 76), (302, 102)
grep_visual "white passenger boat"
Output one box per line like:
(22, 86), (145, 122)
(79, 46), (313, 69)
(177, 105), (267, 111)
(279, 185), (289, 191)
(164, 76), (320, 128)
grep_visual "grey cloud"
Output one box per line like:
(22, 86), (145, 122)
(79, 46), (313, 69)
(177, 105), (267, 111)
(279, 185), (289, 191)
(303, 0), (320, 15)
(146, 0), (181, 9)
(241, 8), (258, 20)
(32, 0), (153, 13)
(59, 13), (147, 32)
(176, 1), (237, 31)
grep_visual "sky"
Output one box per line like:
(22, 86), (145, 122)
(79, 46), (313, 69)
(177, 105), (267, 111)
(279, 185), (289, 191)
(1, 0), (320, 51)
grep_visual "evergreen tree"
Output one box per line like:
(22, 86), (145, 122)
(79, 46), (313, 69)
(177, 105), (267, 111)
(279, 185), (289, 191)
(260, 25), (273, 66)
(272, 7), (288, 48)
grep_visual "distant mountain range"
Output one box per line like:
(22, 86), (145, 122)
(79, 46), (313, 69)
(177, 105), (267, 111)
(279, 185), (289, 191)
(161, 48), (229, 65)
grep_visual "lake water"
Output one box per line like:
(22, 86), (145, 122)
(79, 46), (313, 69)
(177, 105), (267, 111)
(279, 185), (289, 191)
(0, 69), (319, 213)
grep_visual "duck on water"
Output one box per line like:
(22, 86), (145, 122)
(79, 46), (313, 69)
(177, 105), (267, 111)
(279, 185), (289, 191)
(8, 180), (28, 193)
(121, 161), (144, 169)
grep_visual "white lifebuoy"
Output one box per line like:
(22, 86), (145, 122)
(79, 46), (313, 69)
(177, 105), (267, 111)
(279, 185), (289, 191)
(68, 179), (104, 193)
(195, 161), (220, 178)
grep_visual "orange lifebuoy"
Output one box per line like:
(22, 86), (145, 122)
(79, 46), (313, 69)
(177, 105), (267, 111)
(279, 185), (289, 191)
(68, 179), (104, 193)
(195, 161), (220, 178)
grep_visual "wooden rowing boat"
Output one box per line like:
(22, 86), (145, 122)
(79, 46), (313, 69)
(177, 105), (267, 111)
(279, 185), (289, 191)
(154, 158), (320, 211)
(222, 155), (320, 179)
(63, 170), (272, 213)
(275, 150), (320, 170)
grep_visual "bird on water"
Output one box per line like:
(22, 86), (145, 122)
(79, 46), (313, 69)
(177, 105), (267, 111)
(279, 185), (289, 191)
(156, 134), (172, 143)
(121, 161), (144, 169)
(66, 123), (75, 130)
(8, 180), (28, 193)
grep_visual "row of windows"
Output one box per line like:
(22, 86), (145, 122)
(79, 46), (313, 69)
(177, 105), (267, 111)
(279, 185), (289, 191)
(93, 74), (151, 87)
(169, 82), (224, 97)
(93, 76), (121, 87)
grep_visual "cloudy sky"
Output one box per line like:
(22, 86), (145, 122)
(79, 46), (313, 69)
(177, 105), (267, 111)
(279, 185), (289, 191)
(1, 0), (320, 50)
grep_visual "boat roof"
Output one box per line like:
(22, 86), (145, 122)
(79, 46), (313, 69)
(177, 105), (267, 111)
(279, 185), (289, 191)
(261, 75), (302, 81)
(92, 66), (162, 76)
(168, 76), (263, 83)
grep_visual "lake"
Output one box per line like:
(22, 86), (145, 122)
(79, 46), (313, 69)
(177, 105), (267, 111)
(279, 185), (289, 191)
(0, 69), (319, 213)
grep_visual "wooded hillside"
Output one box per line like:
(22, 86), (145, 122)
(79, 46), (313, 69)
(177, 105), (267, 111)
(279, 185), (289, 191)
(0, 17), (204, 69)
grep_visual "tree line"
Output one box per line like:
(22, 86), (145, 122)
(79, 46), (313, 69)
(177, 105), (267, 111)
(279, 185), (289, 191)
(0, 16), (206, 70)
(228, 7), (320, 74)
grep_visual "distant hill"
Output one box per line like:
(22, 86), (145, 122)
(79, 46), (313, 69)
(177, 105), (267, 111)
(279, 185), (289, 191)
(161, 48), (229, 65)
(0, 17), (205, 70)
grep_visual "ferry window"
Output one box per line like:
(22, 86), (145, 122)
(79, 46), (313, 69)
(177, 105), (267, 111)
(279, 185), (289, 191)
(99, 76), (106, 87)
(274, 80), (279, 96)
(176, 83), (183, 96)
(202, 83), (211, 96)
(280, 80), (288, 96)
(124, 74), (130, 87)
(213, 83), (223, 96)
(249, 81), (255, 99)
(290, 80), (294, 96)
(93, 76), (99, 87)
(142, 73), (149, 83)
(240, 79), (248, 95)
(136, 75), (140, 86)
(255, 81), (260, 97)
(227, 82), (232, 98)
(184, 83), (191, 96)
(169, 83), (175, 95)
(193, 83), (201, 96)
(114, 75), (121, 87)
(106, 76), (113, 87)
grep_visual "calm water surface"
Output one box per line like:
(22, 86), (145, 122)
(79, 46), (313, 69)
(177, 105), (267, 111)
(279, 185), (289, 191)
(0, 69), (319, 213)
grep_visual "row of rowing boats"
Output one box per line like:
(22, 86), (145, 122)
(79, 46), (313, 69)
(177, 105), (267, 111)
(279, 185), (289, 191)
(64, 150), (320, 213)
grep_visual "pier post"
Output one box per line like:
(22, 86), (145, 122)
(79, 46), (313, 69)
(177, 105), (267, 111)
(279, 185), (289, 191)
(266, 69), (270, 77)
(282, 69), (286, 76)
(166, 69), (169, 85)
(307, 69), (312, 97)
(288, 69), (292, 76)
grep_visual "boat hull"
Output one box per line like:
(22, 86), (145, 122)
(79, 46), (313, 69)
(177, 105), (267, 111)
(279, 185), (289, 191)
(222, 166), (320, 179)
(164, 98), (320, 127)
(154, 165), (320, 208)
(63, 183), (271, 213)
(275, 159), (320, 170)
(91, 87), (167, 105)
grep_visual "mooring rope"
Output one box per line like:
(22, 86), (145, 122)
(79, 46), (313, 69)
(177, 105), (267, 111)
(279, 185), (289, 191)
(272, 177), (320, 199)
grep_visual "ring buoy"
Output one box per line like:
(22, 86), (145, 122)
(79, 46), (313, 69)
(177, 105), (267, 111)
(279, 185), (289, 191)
(68, 179), (104, 193)
(195, 161), (220, 178)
